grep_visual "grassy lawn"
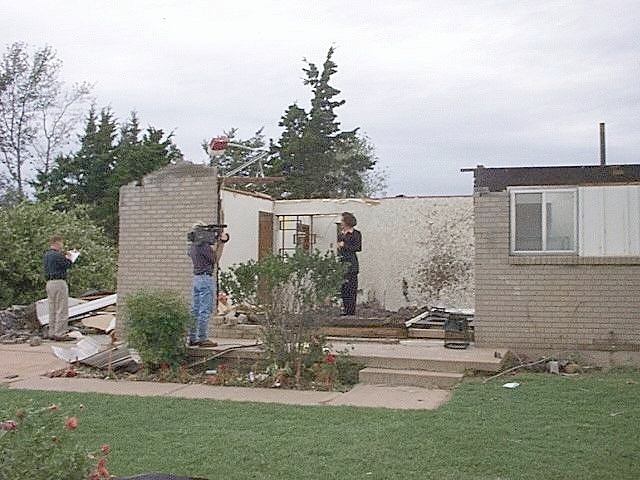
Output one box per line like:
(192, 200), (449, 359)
(1, 370), (639, 479)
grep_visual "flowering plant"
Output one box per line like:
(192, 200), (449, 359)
(0, 402), (111, 480)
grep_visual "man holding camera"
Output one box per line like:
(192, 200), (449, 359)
(188, 222), (229, 347)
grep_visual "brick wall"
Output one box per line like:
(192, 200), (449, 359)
(474, 190), (640, 365)
(117, 162), (218, 322)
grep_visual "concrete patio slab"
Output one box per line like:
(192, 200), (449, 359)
(168, 384), (339, 406)
(325, 384), (451, 410)
(0, 343), (68, 383)
(6, 377), (187, 397)
(0, 337), (494, 410)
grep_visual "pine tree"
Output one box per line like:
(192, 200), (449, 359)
(268, 47), (376, 198)
(35, 108), (182, 242)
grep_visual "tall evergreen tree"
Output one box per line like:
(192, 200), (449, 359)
(268, 47), (376, 198)
(36, 108), (182, 242)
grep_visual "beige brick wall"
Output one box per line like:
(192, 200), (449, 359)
(117, 162), (219, 316)
(474, 190), (640, 362)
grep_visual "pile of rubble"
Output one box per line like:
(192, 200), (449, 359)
(0, 304), (39, 343)
(0, 293), (117, 344)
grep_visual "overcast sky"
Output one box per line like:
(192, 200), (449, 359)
(2, 1), (639, 196)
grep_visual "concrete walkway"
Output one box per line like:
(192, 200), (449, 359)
(0, 340), (467, 410)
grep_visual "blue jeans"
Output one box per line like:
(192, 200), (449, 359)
(190, 274), (215, 342)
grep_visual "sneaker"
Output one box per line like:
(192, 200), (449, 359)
(196, 339), (218, 348)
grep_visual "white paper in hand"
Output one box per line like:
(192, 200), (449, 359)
(67, 249), (80, 263)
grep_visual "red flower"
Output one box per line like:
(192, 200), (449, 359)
(65, 416), (78, 430)
(101, 444), (110, 454)
(325, 354), (336, 365)
(1, 420), (17, 431)
(96, 457), (110, 477)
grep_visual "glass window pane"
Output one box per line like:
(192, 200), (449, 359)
(515, 193), (542, 251)
(546, 192), (575, 251)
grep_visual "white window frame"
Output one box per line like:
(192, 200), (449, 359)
(509, 187), (578, 254)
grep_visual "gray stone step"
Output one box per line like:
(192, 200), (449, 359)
(359, 367), (464, 389)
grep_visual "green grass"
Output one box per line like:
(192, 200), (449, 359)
(1, 370), (639, 479)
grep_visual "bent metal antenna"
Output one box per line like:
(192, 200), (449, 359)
(207, 136), (269, 178)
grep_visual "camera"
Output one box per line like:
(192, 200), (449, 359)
(187, 224), (227, 245)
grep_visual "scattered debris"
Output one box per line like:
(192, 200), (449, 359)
(51, 337), (101, 363)
(483, 356), (552, 383)
(35, 297), (86, 326)
(79, 344), (141, 372)
(547, 360), (560, 374)
(37, 294), (117, 326)
(502, 382), (520, 389)
(0, 304), (39, 342)
(404, 306), (474, 328)
(81, 314), (116, 333)
(563, 363), (581, 374)
(186, 342), (262, 370)
(47, 367), (78, 378)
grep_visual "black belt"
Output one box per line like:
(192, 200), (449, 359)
(46, 276), (66, 280)
(195, 272), (212, 276)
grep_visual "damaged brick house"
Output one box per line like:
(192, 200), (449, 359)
(117, 161), (474, 329)
(470, 164), (640, 366)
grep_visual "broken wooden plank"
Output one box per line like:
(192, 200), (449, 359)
(81, 314), (116, 333)
(319, 326), (407, 339)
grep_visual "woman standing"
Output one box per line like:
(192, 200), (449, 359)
(337, 212), (362, 316)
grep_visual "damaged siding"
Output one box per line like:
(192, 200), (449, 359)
(273, 196), (474, 311)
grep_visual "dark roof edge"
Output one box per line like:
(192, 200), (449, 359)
(469, 164), (640, 191)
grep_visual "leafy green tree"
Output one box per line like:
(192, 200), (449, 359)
(0, 42), (90, 199)
(0, 198), (116, 309)
(268, 47), (377, 198)
(35, 109), (182, 241)
(0, 174), (21, 207)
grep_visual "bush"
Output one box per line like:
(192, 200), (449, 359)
(220, 250), (348, 389)
(0, 198), (117, 309)
(122, 289), (192, 370)
(220, 250), (346, 315)
(0, 401), (111, 480)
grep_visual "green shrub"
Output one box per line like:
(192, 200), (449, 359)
(0, 198), (116, 309)
(220, 249), (346, 314)
(122, 289), (192, 370)
(0, 401), (111, 480)
(221, 250), (348, 388)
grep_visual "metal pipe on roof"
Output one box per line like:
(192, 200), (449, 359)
(600, 122), (606, 165)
